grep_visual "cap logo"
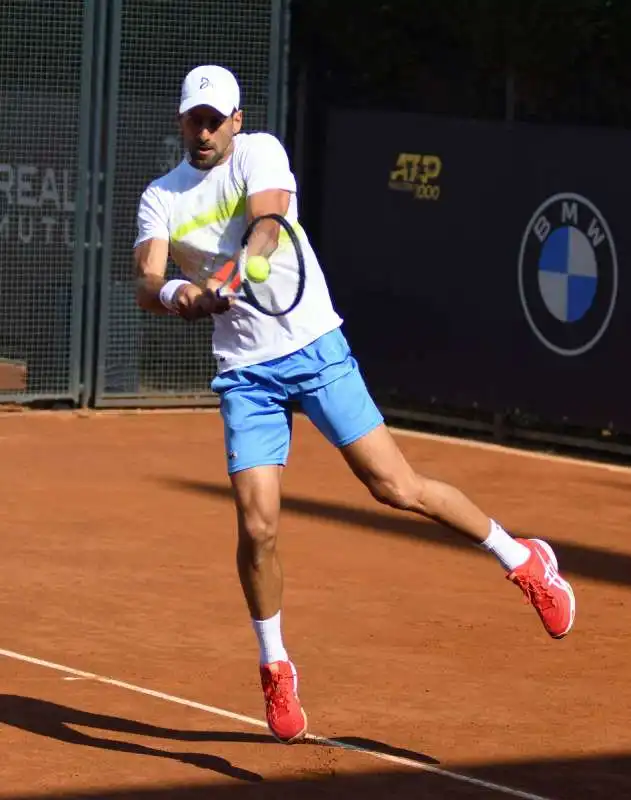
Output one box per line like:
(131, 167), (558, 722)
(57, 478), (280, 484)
(200, 77), (212, 89)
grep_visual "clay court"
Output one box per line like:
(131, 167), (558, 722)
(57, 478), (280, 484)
(1, 409), (630, 799)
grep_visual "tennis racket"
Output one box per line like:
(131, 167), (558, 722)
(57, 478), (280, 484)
(198, 213), (306, 317)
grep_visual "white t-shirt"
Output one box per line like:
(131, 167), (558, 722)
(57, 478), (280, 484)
(134, 132), (343, 372)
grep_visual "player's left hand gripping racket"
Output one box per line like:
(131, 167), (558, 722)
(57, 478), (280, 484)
(199, 213), (306, 317)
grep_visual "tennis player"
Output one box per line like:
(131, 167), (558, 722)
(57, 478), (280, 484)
(133, 65), (576, 744)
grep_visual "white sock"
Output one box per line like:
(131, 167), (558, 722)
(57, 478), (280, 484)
(480, 520), (530, 572)
(252, 611), (289, 665)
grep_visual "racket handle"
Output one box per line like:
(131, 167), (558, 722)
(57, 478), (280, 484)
(214, 260), (242, 292)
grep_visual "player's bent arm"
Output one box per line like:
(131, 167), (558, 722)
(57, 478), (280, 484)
(134, 238), (175, 315)
(134, 238), (231, 320)
(245, 189), (291, 259)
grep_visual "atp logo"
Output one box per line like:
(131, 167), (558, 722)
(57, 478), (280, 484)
(517, 193), (618, 356)
(388, 153), (442, 200)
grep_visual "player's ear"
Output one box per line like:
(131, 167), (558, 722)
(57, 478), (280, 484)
(231, 109), (243, 134)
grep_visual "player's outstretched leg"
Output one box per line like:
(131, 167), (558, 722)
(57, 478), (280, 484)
(231, 465), (308, 743)
(341, 425), (575, 639)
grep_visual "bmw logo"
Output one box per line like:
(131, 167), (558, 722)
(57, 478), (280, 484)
(518, 192), (618, 356)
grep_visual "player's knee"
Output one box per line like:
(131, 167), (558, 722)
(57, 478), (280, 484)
(377, 474), (452, 519)
(367, 474), (421, 512)
(238, 513), (278, 561)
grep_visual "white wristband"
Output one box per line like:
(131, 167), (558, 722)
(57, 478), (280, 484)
(159, 279), (192, 311)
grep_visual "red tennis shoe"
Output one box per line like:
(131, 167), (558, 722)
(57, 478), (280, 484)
(260, 660), (308, 743)
(507, 538), (575, 639)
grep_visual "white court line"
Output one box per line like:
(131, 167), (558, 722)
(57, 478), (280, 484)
(0, 647), (553, 800)
(3, 405), (629, 476)
(90, 408), (631, 475)
(84, 408), (631, 475)
(390, 424), (631, 475)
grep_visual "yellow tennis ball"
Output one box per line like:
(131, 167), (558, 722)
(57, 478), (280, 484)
(245, 255), (271, 283)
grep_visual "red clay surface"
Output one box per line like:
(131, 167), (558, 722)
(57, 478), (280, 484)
(1, 409), (630, 799)
(0, 360), (26, 391)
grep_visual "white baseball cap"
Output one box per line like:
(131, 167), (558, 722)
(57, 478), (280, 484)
(179, 65), (241, 116)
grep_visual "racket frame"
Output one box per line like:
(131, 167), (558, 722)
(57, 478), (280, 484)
(215, 212), (307, 317)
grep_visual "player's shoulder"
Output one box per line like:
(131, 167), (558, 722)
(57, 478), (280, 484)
(141, 160), (194, 199)
(235, 131), (288, 158)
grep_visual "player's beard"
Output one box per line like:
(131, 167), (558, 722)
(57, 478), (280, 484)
(186, 131), (236, 170)
(188, 141), (223, 170)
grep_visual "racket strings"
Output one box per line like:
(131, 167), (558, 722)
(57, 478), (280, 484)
(194, 214), (306, 316)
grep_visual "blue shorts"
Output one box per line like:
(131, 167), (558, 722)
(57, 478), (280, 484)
(210, 327), (384, 474)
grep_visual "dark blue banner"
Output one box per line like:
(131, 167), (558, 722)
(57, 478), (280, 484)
(321, 110), (629, 430)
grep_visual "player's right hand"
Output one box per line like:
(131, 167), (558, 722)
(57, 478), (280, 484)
(174, 283), (232, 320)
